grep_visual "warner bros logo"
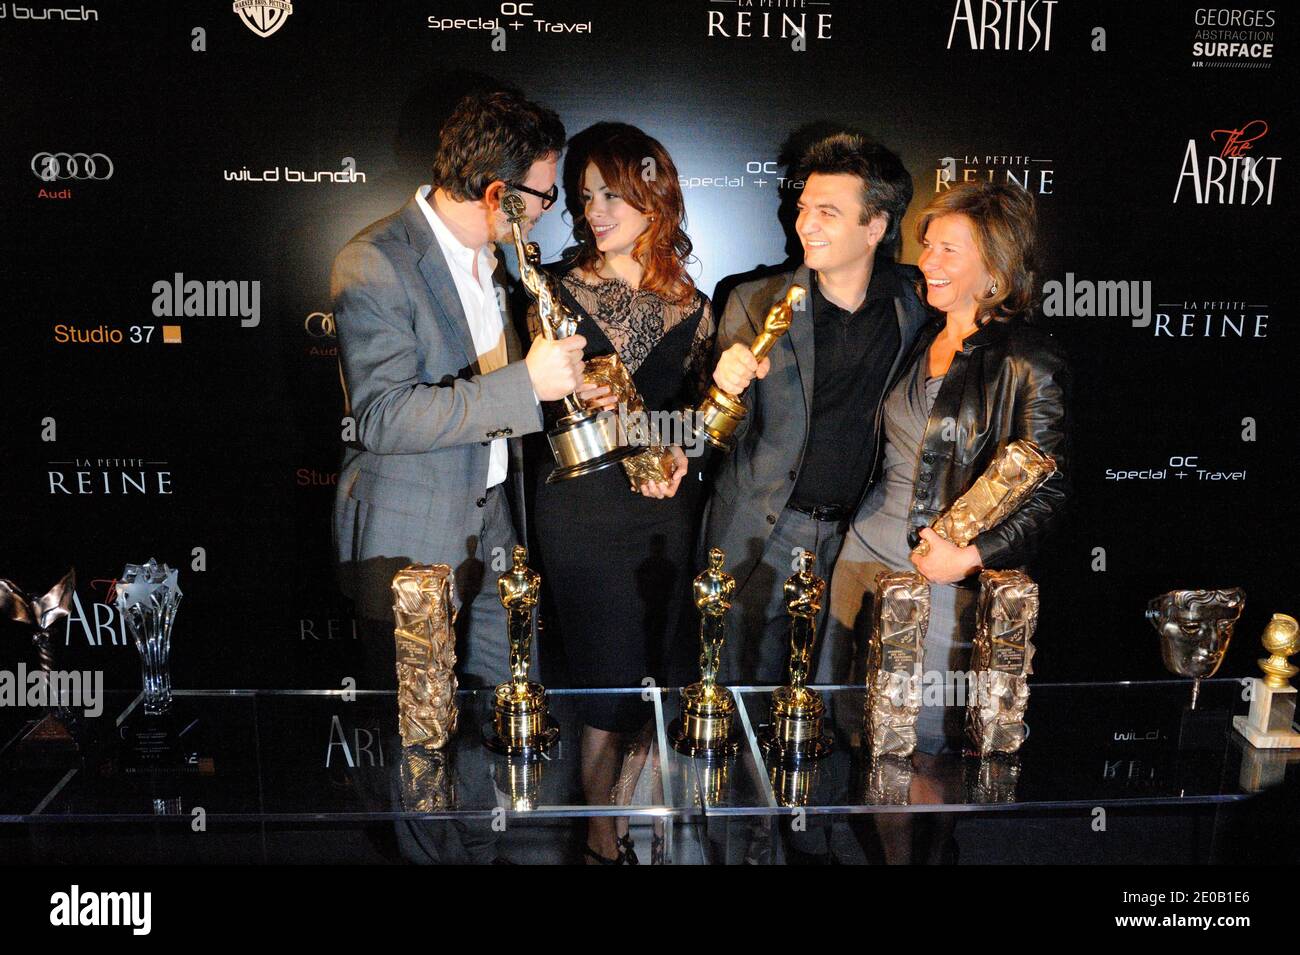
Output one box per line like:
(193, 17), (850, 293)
(233, 0), (293, 38)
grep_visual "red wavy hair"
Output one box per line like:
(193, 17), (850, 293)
(570, 127), (695, 306)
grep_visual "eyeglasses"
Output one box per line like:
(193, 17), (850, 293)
(506, 181), (559, 211)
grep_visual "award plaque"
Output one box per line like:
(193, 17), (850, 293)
(1233, 613), (1300, 749)
(671, 548), (741, 757)
(483, 546), (559, 756)
(912, 439), (1056, 557)
(966, 570), (1038, 757)
(1146, 587), (1245, 709)
(760, 551), (833, 761)
(504, 191), (636, 483)
(864, 571), (930, 758)
(391, 564), (459, 750)
(692, 284), (805, 452)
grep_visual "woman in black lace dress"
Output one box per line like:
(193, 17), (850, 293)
(527, 125), (713, 864)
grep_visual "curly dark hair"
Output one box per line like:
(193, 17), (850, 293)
(431, 90), (565, 202)
(794, 132), (913, 248)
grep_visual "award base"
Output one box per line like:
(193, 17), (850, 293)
(545, 407), (636, 484)
(669, 683), (740, 758)
(1233, 680), (1300, 749)
(758, 687), (833, 763)
(692, 388), (747, 452)
(15, 710), (82, 753)
(120, 705), (207, 773)
(483, 682), (559, 759)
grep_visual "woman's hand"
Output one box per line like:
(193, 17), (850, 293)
(639, 446), (688, 499)
(575, 382), (618, 412)
(910, 528), (982, 584)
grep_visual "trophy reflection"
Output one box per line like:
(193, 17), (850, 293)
(483, 546), (559, 756)
(671, 548), (741, 756)
(504, 191), (635, 483)
(692, 285), (805, 452)
(760, 551), (833, 761)
(1146, 587), (1245, 709)
(1233, 613), (1300, 749)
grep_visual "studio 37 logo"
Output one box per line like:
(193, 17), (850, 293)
(1173, 120), (1280, 205)
(233, 0), (292, 37)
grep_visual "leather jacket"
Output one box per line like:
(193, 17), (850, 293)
(877, 314), (1072, 578)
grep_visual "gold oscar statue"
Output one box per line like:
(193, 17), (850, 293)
(966, 570), (1038, 757)
(391, 564), (459, 749)
(912, 439), (1056, 557)
(1233, 613), (1300, 749)
(864, 571), (930, 758)
(503, 191), (636, 483)
(671, 547), (740, 756)
(483, 545), (559, 756)
(692, 284), (805, 452)
(760, 550), (833, 760)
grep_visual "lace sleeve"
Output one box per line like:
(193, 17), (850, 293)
(686, 295), (716, 401)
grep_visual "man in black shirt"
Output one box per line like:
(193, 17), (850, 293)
(703, 133), (932, 684)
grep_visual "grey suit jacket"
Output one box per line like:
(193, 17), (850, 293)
(701, 261), (932, 594)
(331, 196), (543, 620)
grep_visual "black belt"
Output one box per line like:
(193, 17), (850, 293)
(787, 502), (851, 522)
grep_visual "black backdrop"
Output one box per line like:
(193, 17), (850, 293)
(1, 0), (1292, 694)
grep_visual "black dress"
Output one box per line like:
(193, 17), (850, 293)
(529, 269), (714, 733)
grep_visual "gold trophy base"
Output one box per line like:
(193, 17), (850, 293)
(483, 681), (560, 758)
(759, 686), (833, 762)
(669, 683), (740, 757)
(1233, 680), (1300, 749)
(692, 388), (748, 452)
(545, 406), (636, 484)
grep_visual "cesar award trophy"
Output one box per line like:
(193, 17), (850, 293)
(483, 545), (559, 756)
(760, 551), (833, 761)
(691, 284), (805, 452)
(966, 570), (1038, 757)
(1232, 613), (1300, 749)
(864, 571), (930, 758)
(670, 547), (740, 757)
(391, 564), (459, 750)
(503, 191), (635, 483)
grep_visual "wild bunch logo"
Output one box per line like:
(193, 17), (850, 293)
(1173, 120), (1280, 205)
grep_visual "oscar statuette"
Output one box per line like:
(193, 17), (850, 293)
(691, 284), (805, 452)
(483, 545), (559, 756)
(670, 547), (740, 757)
(503, 191), (635, 483)
(759, 551), (833, 761)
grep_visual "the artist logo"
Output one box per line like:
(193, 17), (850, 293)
(706, 0), (834, 43)
(31, 152), (113, 181)
(1173, 121), (1280, 205)
(947, 0), (1055, 51)
(233, 0), (292, 37)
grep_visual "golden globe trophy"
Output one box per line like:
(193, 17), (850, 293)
(483, 546), (559, 756)
(1233, 613), (1300, 749)
(670, 548), (740, 757)
(760, 551), (833, 761)
(503, 191), (635, 483)
(692, 284), (805, 452)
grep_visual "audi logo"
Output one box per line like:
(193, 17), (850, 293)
(31, 152), (114, 181)
(305, 311), (336, 338)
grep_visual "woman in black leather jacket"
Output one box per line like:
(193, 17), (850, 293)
(818, 181), (1070, 702)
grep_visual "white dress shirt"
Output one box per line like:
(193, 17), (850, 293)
(416, 185), (510, 490)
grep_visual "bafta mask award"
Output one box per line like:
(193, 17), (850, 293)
(966, 570), (1038, 757)
(114, 559), (183, 716)
(912, 439), (1056, 557)
(864, 571), (930, 758)
(391, 564), (459, 750)
(760, 551), (832, 760)
(692, 284), (805, 452)
(671, 548), (740, 756)
(483, 545), (559, 756)
(0, 568), (79, 749)
(504, 191), (636, 484)
(1146, 587), (1245, 708)
(1232, 613), (1300, 749)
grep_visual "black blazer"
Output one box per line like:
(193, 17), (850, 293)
(888, 315), (1072, 576)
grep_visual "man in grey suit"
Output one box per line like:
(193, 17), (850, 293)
(703, 133), (932, 687)
(332, 90), (586, 692)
